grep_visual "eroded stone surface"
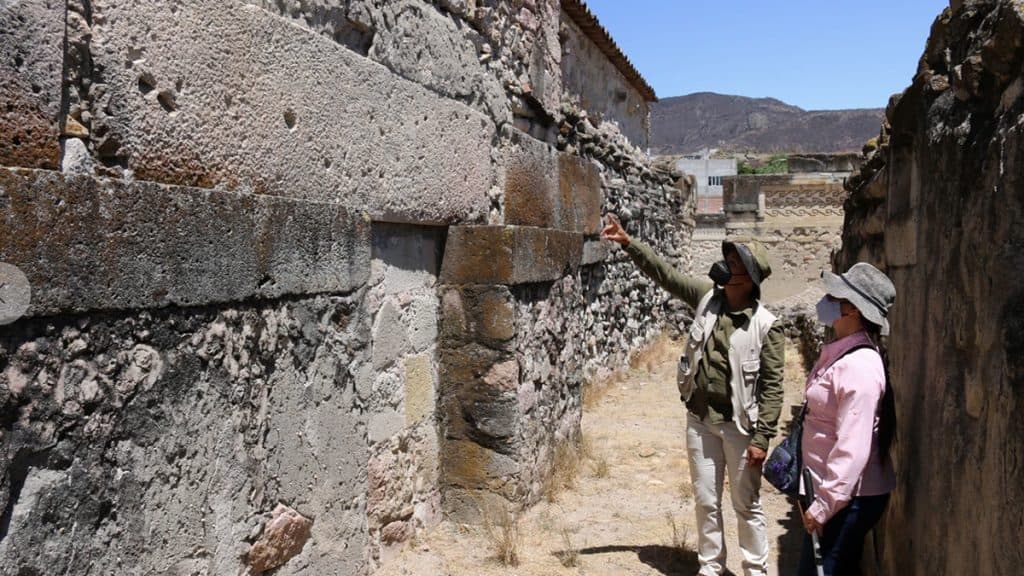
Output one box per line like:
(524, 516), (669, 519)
(0, 168), (370, 316)
(837, 3), (1024, 574)
(501, 129), (602, 233)
(0, 0), (63, 169)
(0, 295), (369, 574)
(83, 0), (494, 223)
(440, 225), (584, 285)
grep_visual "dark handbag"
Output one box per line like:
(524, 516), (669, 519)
(763, 404), (806, 495)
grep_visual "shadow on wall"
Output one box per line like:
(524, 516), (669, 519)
(371, 222), (447, 274)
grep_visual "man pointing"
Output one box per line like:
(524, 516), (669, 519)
(602, 214), (784, 576)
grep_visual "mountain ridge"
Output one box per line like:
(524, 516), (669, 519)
(649, 92), (884, 155)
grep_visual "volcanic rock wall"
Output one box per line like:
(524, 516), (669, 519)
(837, 1), (1024, 573)
(0, 0), (691, 573)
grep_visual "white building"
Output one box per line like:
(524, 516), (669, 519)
(675, 149), (736, 213)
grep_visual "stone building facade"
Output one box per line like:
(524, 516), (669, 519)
(0, 1), (690, 574)
(836, 2), (1024, 574)
(559, 0), (656, 149)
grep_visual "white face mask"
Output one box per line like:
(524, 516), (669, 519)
(816, 296), (842, 326)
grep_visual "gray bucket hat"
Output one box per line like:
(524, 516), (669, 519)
(822, 263), (896, 335)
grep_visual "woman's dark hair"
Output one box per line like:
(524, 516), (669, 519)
(864, 321), (896, 463)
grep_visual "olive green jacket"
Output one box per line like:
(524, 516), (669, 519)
(624, 239), (785, 451)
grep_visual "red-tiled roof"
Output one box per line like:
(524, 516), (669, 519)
(561, 0), (657, 102)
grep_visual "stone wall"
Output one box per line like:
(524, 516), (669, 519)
(787, 152), (862, 173)
(837, 2), (1024, 574)
(0, 1), (691, 573)
(365, 223), (445, 563)
(437, 132), (691, 520)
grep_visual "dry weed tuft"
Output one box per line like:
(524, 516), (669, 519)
(579, 432), (609, 478)
(582, 378), (611, 410)
(544, 439), (580, 502)
(665, 512), (693, 564)
(579, 432), (596, 460)
(678, 478), (693, 500)
(481, 502), (522, 566)
(556, 524), (581, 567)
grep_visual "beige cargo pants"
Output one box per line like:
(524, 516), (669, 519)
(686, 414), (769, 576)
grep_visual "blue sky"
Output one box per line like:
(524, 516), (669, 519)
(583, 0), (950, 110)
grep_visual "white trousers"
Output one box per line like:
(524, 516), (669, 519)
(686, 414), (769, 576)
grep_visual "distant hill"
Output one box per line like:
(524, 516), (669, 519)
(649, 92), (883, 155)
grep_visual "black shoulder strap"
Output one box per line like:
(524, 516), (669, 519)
(840, 343), (878, 359)
(801, 343), (879, 420)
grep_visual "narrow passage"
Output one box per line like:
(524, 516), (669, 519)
(377, 335), (808, 576)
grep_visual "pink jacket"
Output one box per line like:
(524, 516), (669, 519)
(802, 330), (897, 524)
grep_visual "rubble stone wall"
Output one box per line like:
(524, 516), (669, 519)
(837, 2), (1024, 574)
(0, 1), (690, 573)
(437, 132), (691, 520)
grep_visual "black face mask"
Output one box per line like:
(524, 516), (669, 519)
(708, 260), (732, 286)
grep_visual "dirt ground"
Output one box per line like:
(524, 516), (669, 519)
(374, 335), (809, 576)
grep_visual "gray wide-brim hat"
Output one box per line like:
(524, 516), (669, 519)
(822, 262), (896, 335)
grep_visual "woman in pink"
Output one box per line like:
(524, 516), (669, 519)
(799, 263), (897, 576)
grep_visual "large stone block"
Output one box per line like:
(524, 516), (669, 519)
(0, 168), (369, 316)
(581, 239), (609, 265)
(438, 343), (510, 398)
(441, 439), (519, 490)
(439, 225), (583, 285)
(404, 352), (436, 426)
(0, 295), (368, 574)
(439, 285), (516, 347)
(558, 152), (603, 234)
(244, 0), (511, 124)
(438, 342), (521, 448)
(501, 129), (602, 233)
(0, 0), (64, 169)
(502, 130), (558, 229)
(84, 0), (494, 223)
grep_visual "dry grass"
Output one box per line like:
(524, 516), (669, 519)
(544, 439), (581, 503)
(481, 502), (522, 567)
(678, 477), (693, 501)
(582, 371), (618, 410)
(555, 524), (581, 568)
(583, 330), (681, 409)
(667, 513), (688, 549)
(629, 331), (680, 372)
(579, 432), (611, 478)
(579, 433), (595, 460)
(665, 512), (693, 564)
